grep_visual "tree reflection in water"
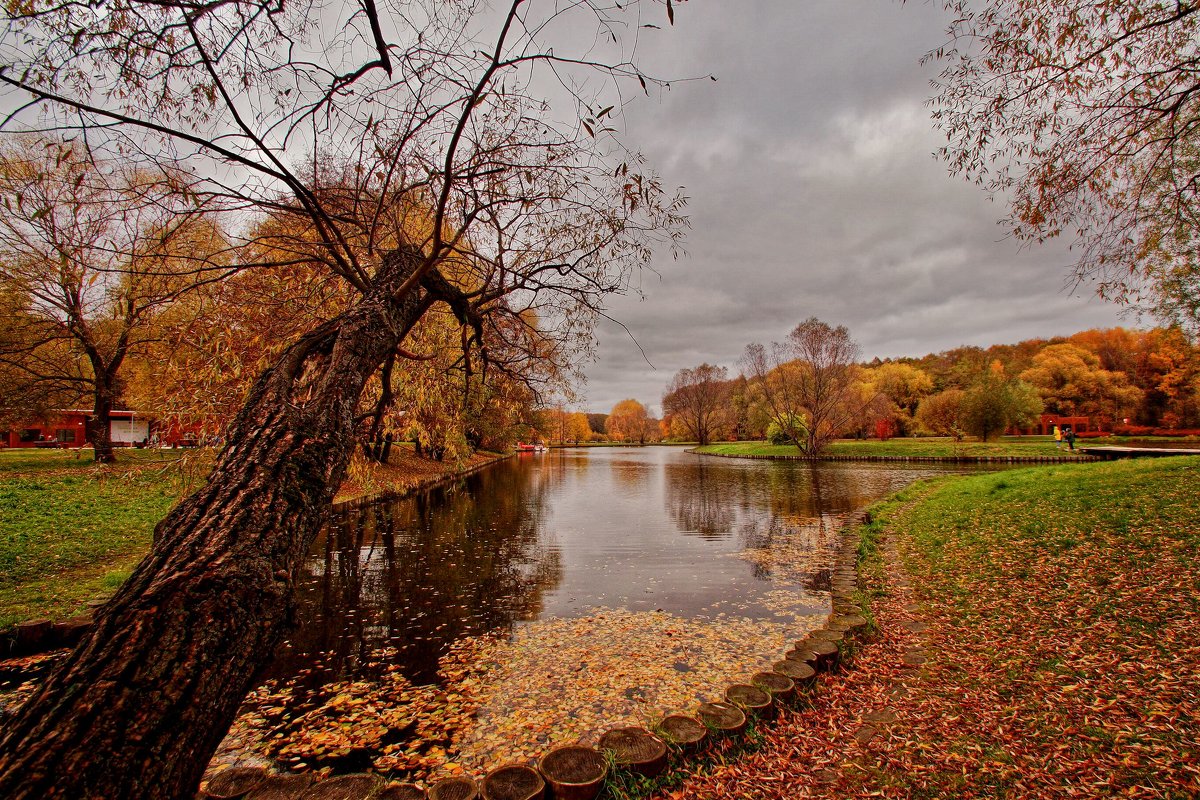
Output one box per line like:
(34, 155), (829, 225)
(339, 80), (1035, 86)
(264, 452), (985, 686)
(265, 460), (562, 686)
(664, 456), (955, 587)
(663, 460), (736, 538)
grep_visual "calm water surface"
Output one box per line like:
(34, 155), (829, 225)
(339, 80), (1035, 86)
(267, 448), (977, 685)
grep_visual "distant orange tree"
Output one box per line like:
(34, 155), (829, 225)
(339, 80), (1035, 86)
(606, 399), (656, 444)
(537, 407), (592, 445)
(916, 388), (968, 441)
(1019, 343), (1142, 422)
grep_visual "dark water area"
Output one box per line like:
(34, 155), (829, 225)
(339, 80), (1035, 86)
(265, 448), (985, 688)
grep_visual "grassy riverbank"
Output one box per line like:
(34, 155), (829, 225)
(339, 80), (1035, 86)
(859, 456), (1200, 795)
(0, 447), (499, 630)
(697, 437), (1093, 458)
(333, 444), (506, 504)
(0, 449), (203, 629)
(676, 455), (1200, 798)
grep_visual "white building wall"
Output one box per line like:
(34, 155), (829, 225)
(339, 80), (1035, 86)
(110, 418), (150, 444)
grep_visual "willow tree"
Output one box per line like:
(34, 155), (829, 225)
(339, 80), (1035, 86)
(0, 0), (688, 796)
(663, 363), (731, 445)
(929, 1), (1200, 332)
(0, 139), (228, 461)
(743, 319), (865, 455)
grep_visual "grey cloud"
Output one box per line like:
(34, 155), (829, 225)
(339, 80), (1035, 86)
(578, 1), (1125, 415)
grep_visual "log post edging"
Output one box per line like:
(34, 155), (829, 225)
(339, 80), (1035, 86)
(211, 508), (883, 798)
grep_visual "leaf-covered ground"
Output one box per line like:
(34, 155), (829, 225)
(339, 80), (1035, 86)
(333, 448), (505, 504)
(674, 457), (1199, 798)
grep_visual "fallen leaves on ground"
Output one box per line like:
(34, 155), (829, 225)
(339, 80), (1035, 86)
(673, 458), (1200, 799)
(451, 606), (824, 779)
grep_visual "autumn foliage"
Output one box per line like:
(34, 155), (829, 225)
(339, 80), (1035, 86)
(665, 324), (1200, 448)
(929, 1), (1200, 335)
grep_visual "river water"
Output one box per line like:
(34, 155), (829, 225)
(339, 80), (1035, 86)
(210, 448), (987, 779)
(270, 448), (973, 682)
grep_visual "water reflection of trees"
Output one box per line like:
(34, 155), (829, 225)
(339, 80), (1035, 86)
(267, 460), (562, 685)
(664, 459), (922, 586)
(609, 456), (655, 494)
(663, 460), (736, 538)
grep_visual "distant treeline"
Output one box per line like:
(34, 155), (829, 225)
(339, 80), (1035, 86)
(540, 325), (1199, 450)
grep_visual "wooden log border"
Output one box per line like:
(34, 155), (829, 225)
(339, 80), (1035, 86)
(200, 511), (882, 800)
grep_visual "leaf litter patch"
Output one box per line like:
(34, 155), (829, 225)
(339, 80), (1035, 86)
(453, 605), (824, 777)
(207, 598), (824, 784)
(4, 512), (845, 786)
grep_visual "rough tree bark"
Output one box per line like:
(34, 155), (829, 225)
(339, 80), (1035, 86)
(89, 382), (116, 463)
(0, 247), (431, 799)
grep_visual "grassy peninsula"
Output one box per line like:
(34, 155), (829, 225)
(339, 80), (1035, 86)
(697, 436), (1095, 459)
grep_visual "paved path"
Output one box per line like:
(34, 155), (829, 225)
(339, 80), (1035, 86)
(1082, 445), (1200, 459)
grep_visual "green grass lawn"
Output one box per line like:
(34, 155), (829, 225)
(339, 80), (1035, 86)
(853, 456), (1200, 795)
(0, 449), (206, 629)
(0, 446), (190, 473)
(0, 445), (474, 630)
(696, 436), (1095, 458)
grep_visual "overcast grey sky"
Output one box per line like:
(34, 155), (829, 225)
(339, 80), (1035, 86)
(577, 0), (1128, 416)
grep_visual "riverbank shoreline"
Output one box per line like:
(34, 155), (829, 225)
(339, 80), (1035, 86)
(674, 456), (1200, 798)
(332, 450), (513, 509)
(0, 448), (515, 643)
(693, 438), (1101, 463)
(695, 449), (1094, 464)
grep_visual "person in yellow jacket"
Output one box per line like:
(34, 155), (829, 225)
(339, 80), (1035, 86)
(1053, 425), (1063, 449)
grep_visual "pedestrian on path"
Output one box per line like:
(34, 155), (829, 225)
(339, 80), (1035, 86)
(1053, 425), (1063, 449)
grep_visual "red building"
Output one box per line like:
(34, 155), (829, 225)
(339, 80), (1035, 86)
(1, 410), (151, 449)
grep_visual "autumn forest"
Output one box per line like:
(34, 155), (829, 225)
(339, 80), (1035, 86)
(544, 323), (1200, 451)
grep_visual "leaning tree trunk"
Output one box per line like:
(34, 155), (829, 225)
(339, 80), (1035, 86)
(0, 248), (428, 799)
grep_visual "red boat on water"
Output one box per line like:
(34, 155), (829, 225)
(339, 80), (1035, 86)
(515, 442), (547, 452)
